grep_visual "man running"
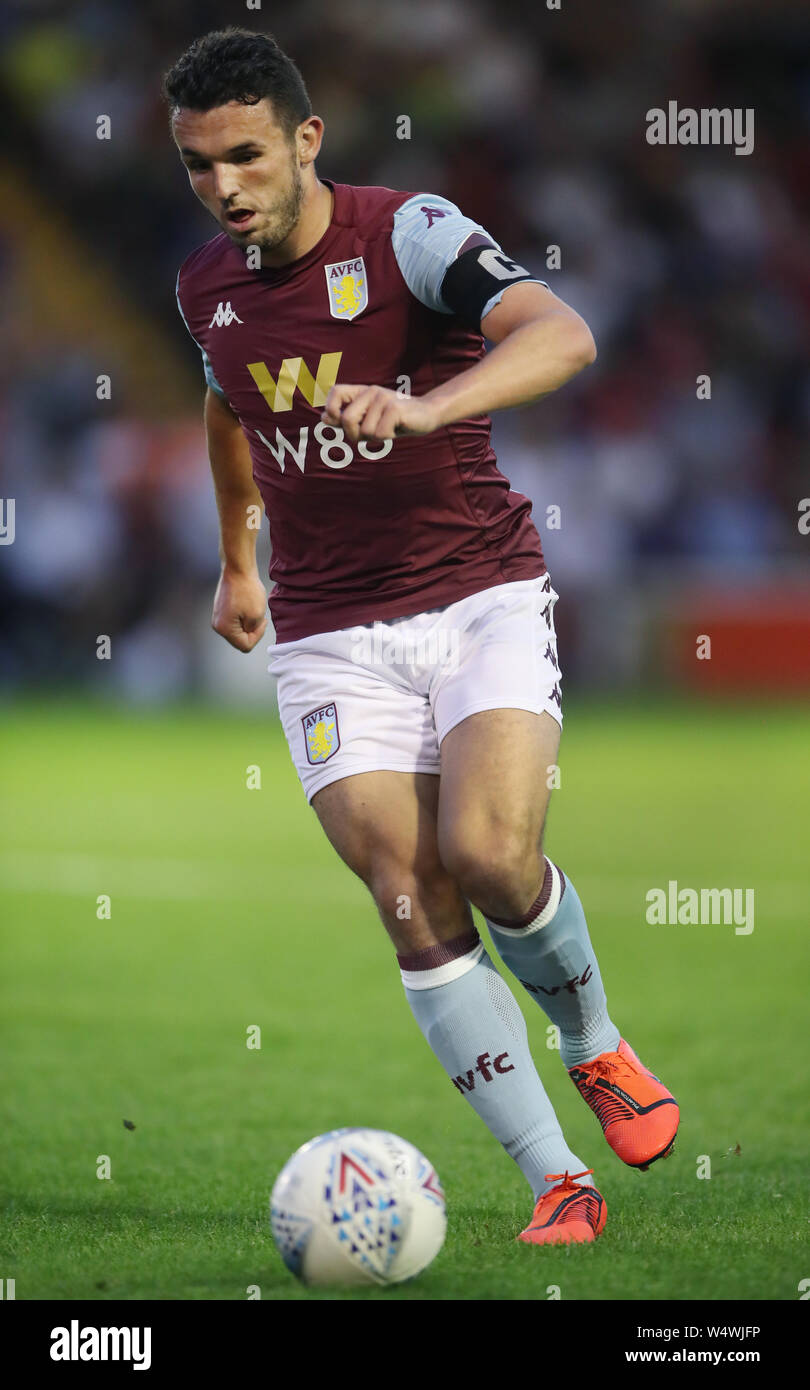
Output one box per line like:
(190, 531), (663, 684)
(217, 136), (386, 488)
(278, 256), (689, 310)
(166, 26), (678, 1247)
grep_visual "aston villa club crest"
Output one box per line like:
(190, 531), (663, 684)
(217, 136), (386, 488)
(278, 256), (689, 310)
(324, 257), (368, 321)
(302, 703), (341, 765)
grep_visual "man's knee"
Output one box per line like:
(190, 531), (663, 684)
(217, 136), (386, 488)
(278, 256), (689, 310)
(439, 821), (544, 921)
(367, 856), (466, 940)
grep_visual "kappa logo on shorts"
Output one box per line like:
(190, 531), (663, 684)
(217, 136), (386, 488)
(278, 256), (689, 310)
(302, 703), (341, 764)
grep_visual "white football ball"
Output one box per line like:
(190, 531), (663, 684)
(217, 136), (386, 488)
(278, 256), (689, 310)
(270, 1127), (446, 1287)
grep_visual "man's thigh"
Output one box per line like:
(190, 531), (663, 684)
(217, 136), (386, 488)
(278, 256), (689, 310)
(437, 708), (561, 864)
(311, 770), (472, 953)
(267, 625), (440, 804)
(430, 574), (563, 749)
(269, 626), (469, 950)
(429, 574), (564, 874)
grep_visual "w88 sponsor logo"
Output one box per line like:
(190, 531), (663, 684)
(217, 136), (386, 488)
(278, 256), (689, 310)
(255, 423), (393, 474)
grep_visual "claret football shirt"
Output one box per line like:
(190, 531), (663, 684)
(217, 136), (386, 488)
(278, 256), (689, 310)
(176, 180), (547, 641)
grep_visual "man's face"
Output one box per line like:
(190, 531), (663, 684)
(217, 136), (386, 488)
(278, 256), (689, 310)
(173, 99), (303, 252)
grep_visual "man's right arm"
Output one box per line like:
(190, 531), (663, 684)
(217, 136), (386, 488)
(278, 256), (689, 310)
(204, 386), (269, 653)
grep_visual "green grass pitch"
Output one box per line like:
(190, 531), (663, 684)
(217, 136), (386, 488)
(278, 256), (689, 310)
(1, 695), (807, 1301)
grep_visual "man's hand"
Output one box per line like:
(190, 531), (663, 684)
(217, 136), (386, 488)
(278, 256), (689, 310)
(212, 568), (268, 652)
(320, 385), (442, 443)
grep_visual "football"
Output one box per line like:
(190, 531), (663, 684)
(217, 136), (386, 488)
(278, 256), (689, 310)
(270, 1127), (447, 1287)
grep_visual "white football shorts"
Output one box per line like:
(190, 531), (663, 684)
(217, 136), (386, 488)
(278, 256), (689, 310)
(266, 575), (562, 803)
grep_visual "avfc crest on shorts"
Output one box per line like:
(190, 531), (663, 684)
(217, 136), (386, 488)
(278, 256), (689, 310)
(325, 257), (368, 321)
(302, 703), (341, 764)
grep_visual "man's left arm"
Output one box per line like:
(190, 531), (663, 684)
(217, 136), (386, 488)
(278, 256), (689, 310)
(321, 281), (596, 443)
(425, 280), (596, 427)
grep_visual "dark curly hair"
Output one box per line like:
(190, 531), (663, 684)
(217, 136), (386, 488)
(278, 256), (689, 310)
(162, 28), (312, 141)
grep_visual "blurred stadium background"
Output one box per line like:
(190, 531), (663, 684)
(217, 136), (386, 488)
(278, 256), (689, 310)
(1, 0), (808, 705)
(2, 0), (810, 1305)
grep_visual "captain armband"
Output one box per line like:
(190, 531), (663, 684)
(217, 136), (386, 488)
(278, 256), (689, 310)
(439, 242), (541, 331)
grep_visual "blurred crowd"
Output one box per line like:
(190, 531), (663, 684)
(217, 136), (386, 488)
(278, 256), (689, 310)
(0, 0), (808, 696)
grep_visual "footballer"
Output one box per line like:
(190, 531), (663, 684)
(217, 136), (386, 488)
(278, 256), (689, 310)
(165, 27), (678, 1246)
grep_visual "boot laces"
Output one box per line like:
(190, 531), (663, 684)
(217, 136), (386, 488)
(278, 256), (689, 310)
(543, 1167), (594, 1192)
(583, 1054), (631, 1087)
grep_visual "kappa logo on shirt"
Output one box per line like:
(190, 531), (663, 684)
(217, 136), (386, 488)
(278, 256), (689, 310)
(209, 301), (243, 327)
(325, 258), (368, 321)
(419, 205), (450, 228)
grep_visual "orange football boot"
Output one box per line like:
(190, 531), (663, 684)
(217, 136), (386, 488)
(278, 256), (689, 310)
(568, 1038), (679, 1169)
(517, 1169), (606, 1246)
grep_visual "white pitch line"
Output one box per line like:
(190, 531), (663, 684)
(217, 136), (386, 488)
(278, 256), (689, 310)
(0, 850), (246, 900)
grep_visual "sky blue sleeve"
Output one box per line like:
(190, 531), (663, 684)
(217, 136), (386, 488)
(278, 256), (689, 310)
(200, 348), (227, 399)
(175, 273), (227, 399)
(391, 193), (549, 321)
